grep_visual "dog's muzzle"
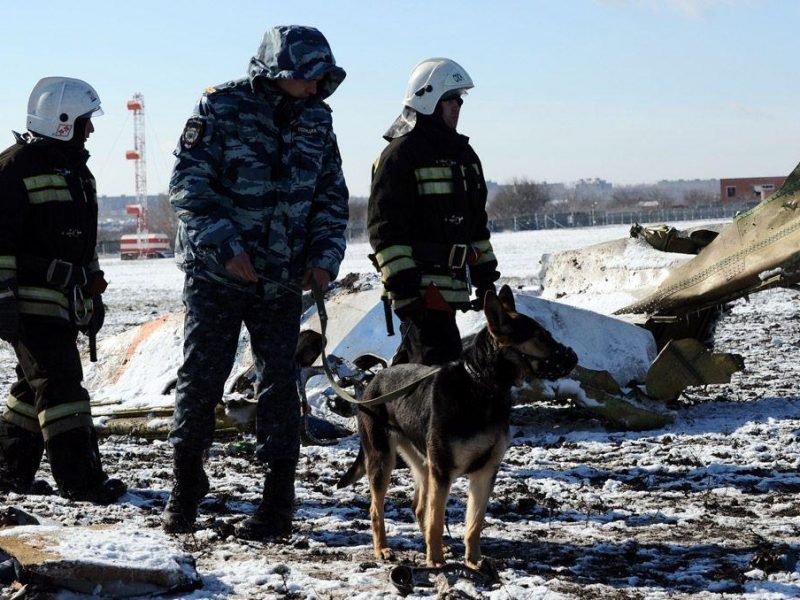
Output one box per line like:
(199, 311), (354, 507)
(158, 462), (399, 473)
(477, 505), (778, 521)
(536, 344), (578, 380)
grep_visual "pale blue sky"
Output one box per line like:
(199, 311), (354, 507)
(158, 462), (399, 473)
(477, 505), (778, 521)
(0, 0), (796, 198)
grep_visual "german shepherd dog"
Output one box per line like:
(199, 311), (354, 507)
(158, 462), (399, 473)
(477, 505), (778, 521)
(337, 285), (577, 568)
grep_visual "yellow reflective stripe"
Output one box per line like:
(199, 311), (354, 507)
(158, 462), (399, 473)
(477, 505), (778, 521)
(375, 245), (413, 267)
(415, 167), (453, 181)
(420, 275), (468, 290)
(418, 181), (454, 195)
(471, 163), (481, 177)
(38, 401), (92, 427)
(0, 256), (16, 270)
(28, 189), (73, 204)
(23, 174), (68, 191)
(18, 302), (70, 320)
(474, 250), (496, 265)
(2, 411), (40, 433)
(436, 289), (470, 302)
(18, 286), (69, 309)
(380, 257), (416, 281)
(7, 394), (36, 418)
(0, 290), (14, 301)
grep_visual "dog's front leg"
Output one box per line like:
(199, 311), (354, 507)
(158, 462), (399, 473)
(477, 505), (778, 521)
(425, 466), (452, 567)
(368, 461), (394, 561)
(464, 466), (498, 569)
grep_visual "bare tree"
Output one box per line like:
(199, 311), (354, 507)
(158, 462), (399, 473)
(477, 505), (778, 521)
(488, 178), (551, 219)
(146, 194), (179, 246)
(682, 189), (717, 206)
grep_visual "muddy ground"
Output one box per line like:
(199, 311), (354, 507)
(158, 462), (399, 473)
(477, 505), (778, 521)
(1, 287), (800, 599)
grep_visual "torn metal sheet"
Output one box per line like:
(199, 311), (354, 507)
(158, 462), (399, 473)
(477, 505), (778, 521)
(0, 519), (201, 597)
(618, 161), (800, 316)
(645, 338), (745, 401)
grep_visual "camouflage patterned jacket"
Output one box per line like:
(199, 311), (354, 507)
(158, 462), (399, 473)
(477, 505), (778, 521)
(170, 26), (348, 298)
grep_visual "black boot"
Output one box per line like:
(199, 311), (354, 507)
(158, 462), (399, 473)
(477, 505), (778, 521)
(46, 427), (126, 504)
(162, 449), (210, 534)
(0, 419), (52, 495)
(235, 459), (297, 540)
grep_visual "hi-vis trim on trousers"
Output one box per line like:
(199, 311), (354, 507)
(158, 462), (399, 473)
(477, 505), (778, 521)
(4, 392), (39, 433)
(38, 400), (93, 440)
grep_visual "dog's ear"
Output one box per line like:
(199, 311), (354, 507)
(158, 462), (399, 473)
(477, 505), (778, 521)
(484, 288), (509, 337)
(498, 285), (516, 312)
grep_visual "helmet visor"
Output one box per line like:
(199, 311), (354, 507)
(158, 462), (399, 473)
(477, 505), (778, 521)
(80, 106), (104, 119)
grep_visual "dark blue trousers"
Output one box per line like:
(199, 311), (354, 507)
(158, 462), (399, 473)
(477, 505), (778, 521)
(169, 276), (302, 463)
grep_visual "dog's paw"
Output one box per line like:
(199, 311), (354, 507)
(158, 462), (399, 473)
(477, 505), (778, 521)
(375, 547), (395, 561)
(426, 551), (446, 568)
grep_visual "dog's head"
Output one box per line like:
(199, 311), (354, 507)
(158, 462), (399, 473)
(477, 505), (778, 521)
(484, 285), (578, 382)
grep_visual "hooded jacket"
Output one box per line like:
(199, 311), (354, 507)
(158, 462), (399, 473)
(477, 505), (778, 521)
(170, 25), (349, 297)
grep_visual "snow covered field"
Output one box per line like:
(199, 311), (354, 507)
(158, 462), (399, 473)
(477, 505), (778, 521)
(2, 221), (800, 599)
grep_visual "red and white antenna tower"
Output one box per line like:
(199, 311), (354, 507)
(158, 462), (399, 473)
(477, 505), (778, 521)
(125, 93), (147, 236)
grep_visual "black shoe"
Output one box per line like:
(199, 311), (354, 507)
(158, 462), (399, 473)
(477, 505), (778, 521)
(0, 474), (53, 496)
(234, 459), (296, 541)
(47, 426), (125, 504)
(234, 509), (292, 540)
(61, 477), (127, 505)
(162, 450), (209, 534)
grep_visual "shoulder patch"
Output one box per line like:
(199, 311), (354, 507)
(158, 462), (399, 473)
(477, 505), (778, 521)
(204, 86), (217, 94)
(181, 117), (204, 150)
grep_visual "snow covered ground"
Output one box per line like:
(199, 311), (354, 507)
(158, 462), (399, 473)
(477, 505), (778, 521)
(2, 221), (800, 599)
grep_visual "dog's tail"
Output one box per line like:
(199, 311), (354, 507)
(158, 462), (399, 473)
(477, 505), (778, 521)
(336, 445), (366, 488)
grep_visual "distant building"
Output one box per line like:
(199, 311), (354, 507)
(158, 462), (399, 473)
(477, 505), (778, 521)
(720, 176), (786, 202)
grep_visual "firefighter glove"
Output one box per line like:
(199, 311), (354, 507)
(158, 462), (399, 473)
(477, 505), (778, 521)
(471, 285), (497, 312)
(79, 294), (105, 337)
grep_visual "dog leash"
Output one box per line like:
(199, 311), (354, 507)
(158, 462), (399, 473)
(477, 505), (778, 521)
(389, 560), (501, 595)
(310, 278), (440, 407)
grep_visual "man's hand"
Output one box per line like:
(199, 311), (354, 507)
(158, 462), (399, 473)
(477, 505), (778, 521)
(79, 294), (105, 337)
(302, 267), (331, 291)
(225, 252), (259, 283)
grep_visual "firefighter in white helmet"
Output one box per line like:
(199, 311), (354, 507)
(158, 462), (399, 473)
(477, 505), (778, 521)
(368, 58), (500, 365)
(0, 77), (126, 503)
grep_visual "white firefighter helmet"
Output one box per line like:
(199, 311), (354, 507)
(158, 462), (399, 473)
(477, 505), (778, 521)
(402, 58), (473, 115)
(26, 77), (103, 142)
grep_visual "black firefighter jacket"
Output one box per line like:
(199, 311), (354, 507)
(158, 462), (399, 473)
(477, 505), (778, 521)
(368, 116), (500, 313)
(0, 133), (102, 327)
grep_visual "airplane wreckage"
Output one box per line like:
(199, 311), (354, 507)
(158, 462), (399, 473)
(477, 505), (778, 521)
(84, 163), (800, 438)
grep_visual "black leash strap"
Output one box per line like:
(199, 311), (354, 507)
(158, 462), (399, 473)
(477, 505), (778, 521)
(310, 279), (440, 407)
